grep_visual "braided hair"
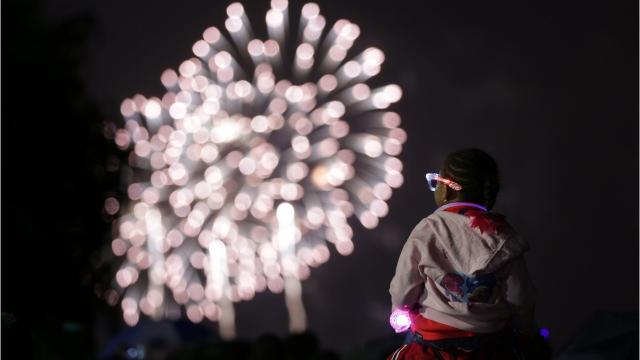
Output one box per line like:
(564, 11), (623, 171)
(441, 149), (500, 210)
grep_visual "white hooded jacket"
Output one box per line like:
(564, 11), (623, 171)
(389, 204), (536, 334)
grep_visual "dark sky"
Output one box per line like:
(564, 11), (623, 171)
(4, 0), (638, 356)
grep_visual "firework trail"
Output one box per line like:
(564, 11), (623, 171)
(106, 0), (405, 338)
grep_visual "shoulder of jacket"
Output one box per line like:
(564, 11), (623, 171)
(406, 217), (436, 243)
(422, 211), (466, 229)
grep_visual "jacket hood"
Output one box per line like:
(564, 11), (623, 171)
(424, 210), (529, 275)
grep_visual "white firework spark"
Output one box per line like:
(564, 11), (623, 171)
(107, 1), (405, 338)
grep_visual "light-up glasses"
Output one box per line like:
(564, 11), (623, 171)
(425, 173), (463, 192)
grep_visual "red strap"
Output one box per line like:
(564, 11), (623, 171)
(411, 314), (478, 340)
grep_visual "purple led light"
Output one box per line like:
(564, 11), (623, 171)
(539, 327), (550, 340)
(389, 308), (412, 333)
(438, 202), (488, 212)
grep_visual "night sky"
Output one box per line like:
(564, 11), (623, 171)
(4, 0), (638, 357)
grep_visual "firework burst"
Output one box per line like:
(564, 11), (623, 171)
(107, 0), (405, 338)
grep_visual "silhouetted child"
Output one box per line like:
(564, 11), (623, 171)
(387, 149), (548, 359)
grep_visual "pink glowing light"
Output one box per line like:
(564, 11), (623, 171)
(389, 308), (412, 333)
(425, 173), (462, 191)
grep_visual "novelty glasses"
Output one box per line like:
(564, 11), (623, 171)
(425, 173), (463, 192)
